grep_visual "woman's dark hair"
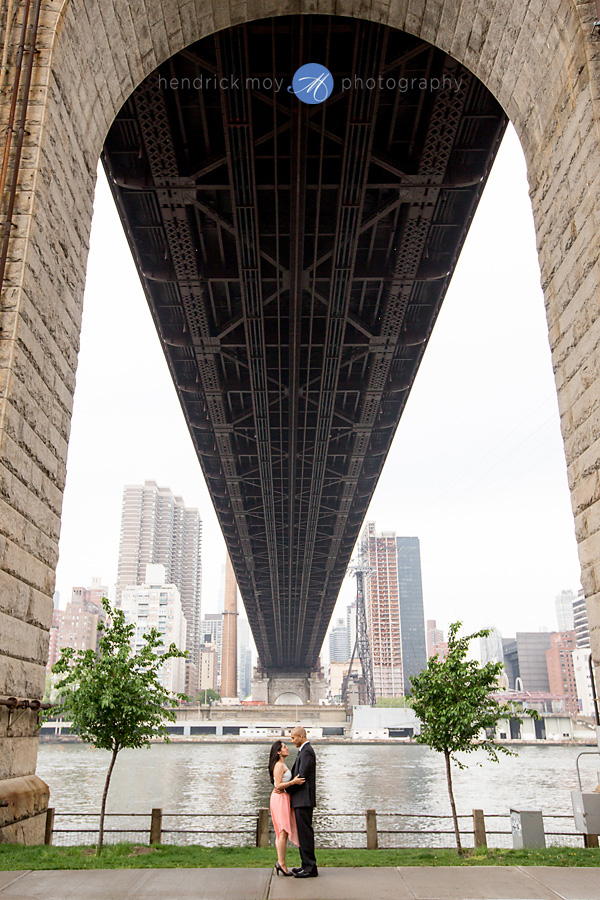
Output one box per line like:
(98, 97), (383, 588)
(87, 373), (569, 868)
(268, 740), (284, 784)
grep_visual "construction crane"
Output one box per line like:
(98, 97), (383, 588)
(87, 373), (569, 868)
(341, 559), (376, 707)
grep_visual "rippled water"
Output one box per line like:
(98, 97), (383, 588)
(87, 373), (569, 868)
(37, 741), (600, 849)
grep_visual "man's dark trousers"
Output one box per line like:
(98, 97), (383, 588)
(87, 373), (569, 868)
(294, 807), (317, 873)
(289, 740), (318, 875)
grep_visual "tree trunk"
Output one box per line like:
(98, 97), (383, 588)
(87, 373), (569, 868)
(98, 745), (119, 855)
(444, 749), (462, 854)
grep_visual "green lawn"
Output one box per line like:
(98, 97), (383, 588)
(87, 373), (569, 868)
(0, 844), (598, 870)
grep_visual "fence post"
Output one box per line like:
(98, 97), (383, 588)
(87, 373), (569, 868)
(366, 808), (378, 850)
(472, 809), (487, 848)
(584, 833), (599, 848)
(256, 808), (269, 848)
(150, 808), (163, 845)
(44, 807), (54, 845)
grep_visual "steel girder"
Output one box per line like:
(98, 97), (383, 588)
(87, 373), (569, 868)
(102, 15), (507, 672)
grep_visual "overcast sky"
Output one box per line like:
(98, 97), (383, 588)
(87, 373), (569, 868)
(54, 123), (582, 657)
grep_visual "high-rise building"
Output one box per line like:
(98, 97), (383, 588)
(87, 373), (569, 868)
(199, 636), (218, 694)
(346, 600), (357, 658)
(555, 589), (576, 632)
(200, 613), (223, 684)
(396, 537), (427, 690)
(361, 522), (403, 698)
(46, 578), (109, 673)
(546, 631), (578, 714)
(572, 648), (595, 717)
(502, 632), (552, 691)
(573, 589), (591, 648)
(120, 564), (187, 694)
(480, 627), (504, 665)
(116, 481), (202, 675)
(426, 619), (445, 659)
(238, 618), (253, 699)
(329, 617), (351, 663)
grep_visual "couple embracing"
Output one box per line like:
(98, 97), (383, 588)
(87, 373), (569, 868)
(268, 726), (318, 878)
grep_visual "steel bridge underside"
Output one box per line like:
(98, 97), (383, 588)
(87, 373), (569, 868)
(102, 15), (507, 672)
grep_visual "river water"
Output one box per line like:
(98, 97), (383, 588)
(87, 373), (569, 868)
(37, 741), (600, 849)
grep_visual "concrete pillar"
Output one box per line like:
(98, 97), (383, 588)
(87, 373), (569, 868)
(221, 554), (238, 699)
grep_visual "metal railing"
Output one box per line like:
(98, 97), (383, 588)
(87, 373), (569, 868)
(44, 807), (595, 849)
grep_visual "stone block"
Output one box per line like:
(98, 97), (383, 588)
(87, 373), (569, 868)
(0, 775), (49, 845)
(0, 611), (49, 665)
(0, 735), (41, 781)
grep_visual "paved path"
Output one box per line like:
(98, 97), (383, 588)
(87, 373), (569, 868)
(1, 867), (599, 900)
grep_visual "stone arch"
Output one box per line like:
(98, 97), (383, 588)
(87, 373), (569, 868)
(1, 0), (599, 841)
(274, 692), (304, 706)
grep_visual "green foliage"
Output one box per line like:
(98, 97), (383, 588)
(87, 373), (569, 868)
(410, 621), (523, 768)
(51, 598), (188, 752)
(375, 697), (413, 708)
(194, 688), (220, 703)
(0, 844), (598, 870)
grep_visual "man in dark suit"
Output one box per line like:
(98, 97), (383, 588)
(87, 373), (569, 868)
(287, 726), (318, 877)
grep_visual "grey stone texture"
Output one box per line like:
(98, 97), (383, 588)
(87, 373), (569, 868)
(0, 0), (599, 839)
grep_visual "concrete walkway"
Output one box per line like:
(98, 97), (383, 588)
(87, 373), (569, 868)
(1, 867), (599, 900)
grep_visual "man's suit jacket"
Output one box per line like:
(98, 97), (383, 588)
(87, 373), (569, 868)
(288, 741), (316, 808)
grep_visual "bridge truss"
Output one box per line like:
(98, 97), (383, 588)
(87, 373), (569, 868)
(103, 15), (507, 672)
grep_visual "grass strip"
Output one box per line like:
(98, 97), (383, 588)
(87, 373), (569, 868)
(0, 844), (598, 870)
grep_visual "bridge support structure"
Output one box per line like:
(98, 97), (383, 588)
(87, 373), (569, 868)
(0, 0), (599, 841)
(252, 669), (326, 706)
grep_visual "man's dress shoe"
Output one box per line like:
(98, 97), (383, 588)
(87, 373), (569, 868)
(293, 869), (318, 878)
(291, 868), (302, 874)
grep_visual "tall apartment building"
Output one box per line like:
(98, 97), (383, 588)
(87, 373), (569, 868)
(555, 589), (576, 632)
(546, 631), (578, 715)
(120, 564), (187, 694)
(116, 481), (202, 674)
(573, 589), (591, 648)
(46, 579), (108, 673)
(199, 614), (223, 685)
(329, 617), (351, 663)
(426, 619), (446, 659)
(361, 522), (403, 698)
(396, 536), (427, 689)
(573, 648), (595, 717)
(480, 627), (504, 665)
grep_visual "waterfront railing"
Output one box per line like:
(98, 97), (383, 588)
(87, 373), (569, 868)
(44, 808), (596, 849)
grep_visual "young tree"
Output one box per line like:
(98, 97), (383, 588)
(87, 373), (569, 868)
(409, 621), (527, 854)
(51, 598), (187, 852)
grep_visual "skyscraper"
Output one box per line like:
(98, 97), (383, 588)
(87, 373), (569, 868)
(396, 537), (427, 690)
(116, 481), (202, 673)
(555, 589), (576, 632)
(120, 564), (187, 694)
(573, 589), (591, 648)
(361, 522), (403, 698)
(546, 630), (578, 714)
(329, 618), (350, 663)
(480, 627), (504, 665)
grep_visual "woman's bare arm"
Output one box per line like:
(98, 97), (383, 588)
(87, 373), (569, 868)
(273, 761), (305, 791)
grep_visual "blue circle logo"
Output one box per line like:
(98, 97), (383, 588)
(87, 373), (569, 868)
(289, 63), (334, 104)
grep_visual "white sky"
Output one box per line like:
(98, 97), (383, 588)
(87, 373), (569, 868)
(55, 124), (582, 659)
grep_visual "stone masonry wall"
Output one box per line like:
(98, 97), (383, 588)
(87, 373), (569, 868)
(0, 0), (598, 840)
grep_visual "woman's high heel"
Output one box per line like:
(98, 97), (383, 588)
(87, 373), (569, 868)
(275, 863), (293, 876)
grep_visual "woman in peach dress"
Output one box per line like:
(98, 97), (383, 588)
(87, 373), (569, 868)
(268, 740), (305, 875)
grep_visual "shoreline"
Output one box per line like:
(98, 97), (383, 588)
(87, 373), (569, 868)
(38, 735), (599, 747)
